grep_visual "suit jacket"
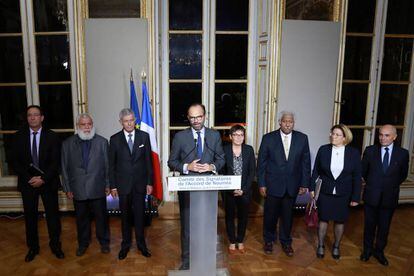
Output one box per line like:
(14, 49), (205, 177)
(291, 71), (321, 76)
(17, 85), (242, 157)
(362, 144), (409, 208)
(221, 143), (256, 195)
(168, 127), (225, 175)
(12, 127), (61, 192)
(61, 134), (109, 200)
(257, 129), (311, 197)
(310, 144), (362, 202)
(109, 129), (153, 195)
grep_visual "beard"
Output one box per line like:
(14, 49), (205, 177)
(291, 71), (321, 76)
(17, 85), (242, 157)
(77, 127), (96, 141)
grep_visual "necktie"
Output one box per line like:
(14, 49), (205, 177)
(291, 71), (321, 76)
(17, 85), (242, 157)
(283, 135), (289, 160)
(32, 132), (39, 166)
(383, 147), (389, 172)
(196, 131), (202, 159)
(128, 133), (133, 153)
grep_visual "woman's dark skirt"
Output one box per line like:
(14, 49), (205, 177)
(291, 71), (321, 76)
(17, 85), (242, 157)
(317, 192), (350, 222)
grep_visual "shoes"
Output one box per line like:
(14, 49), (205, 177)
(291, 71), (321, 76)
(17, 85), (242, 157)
(316, 245), (325, 258)
(374, 252), (389, 266)
(360, 251), (372, 262)
(332, 246), (340, 260)
(282, 244), (294, 257)
(138, 246), (151, 257)
(76, 247), (87, 256)
(228, 244), (237, 255)
(101, 245), (110, 254)
(118, 248), (129, 260)
(179, 262), (189, 270)
(238, 243), (246, 254)
(25, 248), (39, 262)
(51, 247), (65, 259)
(263, 242), (273, 255)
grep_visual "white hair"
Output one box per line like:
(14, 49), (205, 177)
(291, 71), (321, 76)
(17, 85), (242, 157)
(119, 108), (135, 120)
(76, 113), (93, 125)
(278, 111), (295, 122)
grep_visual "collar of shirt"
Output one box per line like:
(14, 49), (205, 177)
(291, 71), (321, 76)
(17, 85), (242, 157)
(124, 129), (135, 142)
(29, 127), (42, 150)
(191, 127), (205, 138)
(381, 143), (394, 161)
(30, 127), (42, 136)
(280, 131), (292, 140)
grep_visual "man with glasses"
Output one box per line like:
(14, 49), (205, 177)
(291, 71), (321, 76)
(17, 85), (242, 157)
(12, 105), (64, 262)
(168, 103), (225, 270)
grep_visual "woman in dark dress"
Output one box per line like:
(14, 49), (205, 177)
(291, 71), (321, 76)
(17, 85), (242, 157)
(222, 124), (255, 254)
(310, 124), (362, 259)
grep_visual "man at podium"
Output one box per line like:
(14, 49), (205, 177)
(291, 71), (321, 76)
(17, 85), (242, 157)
(168, 103), (225, 270)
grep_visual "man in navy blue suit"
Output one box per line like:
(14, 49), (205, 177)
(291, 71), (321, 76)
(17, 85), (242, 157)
(360, 124), (409, 266)
(257, 111), (311, 256)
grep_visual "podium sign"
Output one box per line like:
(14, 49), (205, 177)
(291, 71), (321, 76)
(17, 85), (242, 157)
(168, 175), (241, 191)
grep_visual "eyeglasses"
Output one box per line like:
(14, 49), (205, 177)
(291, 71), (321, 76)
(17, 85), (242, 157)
(231, 133), (244, 137)
(188, 115), (204, 121)
(330, 133), (343, 137)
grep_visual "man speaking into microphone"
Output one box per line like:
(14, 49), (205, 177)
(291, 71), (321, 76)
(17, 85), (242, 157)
(168, 103), (225, 270)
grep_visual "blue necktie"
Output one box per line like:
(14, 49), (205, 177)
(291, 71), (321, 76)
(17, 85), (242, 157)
(196, 131), (202, 159)
(32, 132), (39, 166)
(382, 147), (389, 172)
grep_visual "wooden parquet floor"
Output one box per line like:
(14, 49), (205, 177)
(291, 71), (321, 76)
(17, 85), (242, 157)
(0, 205), (413, 276)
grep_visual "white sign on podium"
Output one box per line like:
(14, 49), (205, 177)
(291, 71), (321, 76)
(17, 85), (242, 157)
(168, 175), (241, 191)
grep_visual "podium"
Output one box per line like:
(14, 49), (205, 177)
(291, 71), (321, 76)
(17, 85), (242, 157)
(168, 175), (241, 276)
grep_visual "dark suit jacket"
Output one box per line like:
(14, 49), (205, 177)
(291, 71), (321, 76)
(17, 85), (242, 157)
(257, 129), (311, 197)
(310, 144), (362, 202)
(12, 127), (61, 192)
(61, 134), (109, 200)
(362, 144), (409, 208)
(168, 127), (225, 174)
(109, 129), (153, 195)
(221, 143), (255, 195)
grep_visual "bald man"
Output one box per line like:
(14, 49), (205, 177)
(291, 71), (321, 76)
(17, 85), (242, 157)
(360, 125), (409, 266)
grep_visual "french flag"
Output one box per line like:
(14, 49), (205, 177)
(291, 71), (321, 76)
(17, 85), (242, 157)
(141, 80), (163, 201)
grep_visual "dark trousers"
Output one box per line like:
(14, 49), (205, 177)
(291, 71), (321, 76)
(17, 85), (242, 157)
(263, 194), (295, 246)
(73, 197), (110, 248)
(119, 192), (146, 250)
(21, 188), (61, 250)
(223, 192), (250, 244)
(178, 191), (190, 265)
(363, 203), (395, 254)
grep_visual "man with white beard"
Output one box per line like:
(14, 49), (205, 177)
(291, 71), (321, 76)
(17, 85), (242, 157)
(61, 113), (111, 256)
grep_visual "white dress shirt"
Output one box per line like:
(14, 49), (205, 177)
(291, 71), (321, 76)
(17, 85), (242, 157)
(183, 127), (206, 174)
(330, 145), (345, 194)
(124, 129), (135, 143)
(280, 131), (292, 159)
(30, 127), (42, 156)
(381, 143), (393, 164)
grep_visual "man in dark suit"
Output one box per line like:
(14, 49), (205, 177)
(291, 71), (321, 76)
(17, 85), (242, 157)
(360, 124), (409, 266)
(61, 113), (110, 256)
(109, 108), (153, 260)
(12, 105), (64, 262)
(168, 103), (225, 270)
(257, 111), (311, 256)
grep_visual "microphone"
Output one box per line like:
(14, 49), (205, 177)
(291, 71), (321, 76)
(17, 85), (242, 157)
(204, 138), (225, 175)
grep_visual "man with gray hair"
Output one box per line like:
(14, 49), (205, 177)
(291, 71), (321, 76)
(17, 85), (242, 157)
(61, 113), (111, 256)
(109, 108), (153, 260)
(257, 111), (311, 256)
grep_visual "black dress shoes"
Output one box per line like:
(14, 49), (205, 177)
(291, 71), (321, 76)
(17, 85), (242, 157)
(76, 247), (87, 256)
(138, 246), (151, 257)
(360, 251), (372, 262)
(118, 248), (129, 260)
(316, 245), (325, 258)
(51, 247), (65, 259)
(332, 246), (340, 260)
(179, 262), (190, 270)
(101, 245), (110, 254)
(25, 248), (39, 262)
(374, 253), (389, 266)
(282, 244), (294, 257)
(263, 242), (273, 255)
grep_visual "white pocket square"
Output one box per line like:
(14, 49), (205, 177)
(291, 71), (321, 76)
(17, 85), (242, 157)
(139, 144), (144, 148)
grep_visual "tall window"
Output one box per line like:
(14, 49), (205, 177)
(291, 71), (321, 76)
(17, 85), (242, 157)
(340, 0), (414, 152)
(0, 0), (77, 177)
(165, 0), (250, 147)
